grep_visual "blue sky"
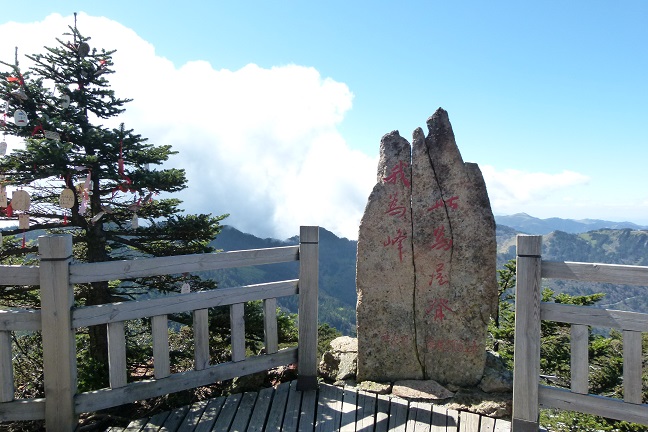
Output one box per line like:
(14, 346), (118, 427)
(1, 1), (647, 239)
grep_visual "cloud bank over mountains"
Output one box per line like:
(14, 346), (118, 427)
(1, 13), (603, 240)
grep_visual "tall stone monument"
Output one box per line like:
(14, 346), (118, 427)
(356, 108), (497, 386)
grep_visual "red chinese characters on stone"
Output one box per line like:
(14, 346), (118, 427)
(428, 262), (449, 287)
(384, 229), (408, 262)
(383, 161), (410, 188)
(384, 193), (407, 219)
(426, 338), (478, 354)
(425, 298), (454, 321)
(428, 196), (459, 212)
(430, 226), (452, 251)
(381, 333), (410, 346)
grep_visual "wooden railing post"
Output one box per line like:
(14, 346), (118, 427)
(39, 235), (77, 431)
(297, 226), (319, 391)
(512, 235), (542, 432)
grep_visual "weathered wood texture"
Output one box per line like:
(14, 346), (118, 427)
(511, 235), (542, 431)
(39, 235), (77, 431)
(121, 382), (510, 431)
(513, 234), (648, 431)
(0, 227), (318, 428)
(297, 226), (319, 391)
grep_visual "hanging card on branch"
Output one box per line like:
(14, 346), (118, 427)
(11, 190), (30, 211)
(14, 110), (28, 126)
(131, 213), (139, 228)
(61, 94), (70, 109)
(44, 130), (60, 140)
(0, 189), (6, 208)
(59, 188), (75, 208)
(18, 214), (29, 230)
(0, 141), (6, 156)
(181, 283), (190, 294)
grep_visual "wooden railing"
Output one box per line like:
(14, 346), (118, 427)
(512, 234), (648, 431)
(0, 225), (319, 431)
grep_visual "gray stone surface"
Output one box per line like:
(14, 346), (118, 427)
(392, 379), (454, 400)
(356, 131), (421, 382)
(411, 109), (498, 386)
(357, 380), (392, 394)
(356, 108), (497, 387)
(330, 336), (358, 353)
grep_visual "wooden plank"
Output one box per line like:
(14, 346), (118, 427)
(193, 309), (209, 370)
(542, 260), (648, 286)
(570, 324), (589, 394)
(266, 381), (290, 431)
(39, 235), (77, 431)
(160, 405), (189, 431)
(152, 315), (170, 379)
(283, 380), (303, 432)
(480, 416), (495, 432)
(70, 246), (299, 283)
(247, 386), (274, 432)
(430, 405), (446, 432)
(446, 409), (459, 432)
(212, 393), (242, 431)
(74, 280), (298, 327)
(387, 396), (408, 432)
(122, 416), (149, 431)
(0, 398), (45, 421)
(623, 330), (643, 404)
(76, 347), (297, 413)
(230, 303), (246, 362)
(512, 235), (542, 429)
(297, 226), (319, 391)
(0, 309), (41, 331)
(412, 401), (432, 432)
(315, 383), (343, 432)
(108, 321), (128, 388)
(0, 330), (14, 402)
(493, 418), (511, 432)
(264, 298), (279, 354)
(229, 391), (257, 431)
(194, 396), (226, 432)
(541, 302), (648, 332)
(176, 400), (209, 430)
(0, 265), (39, 286)
(356, 390), (377, 432)
(340, 386), (357, 432)
(141, 410), (170, 431)
(539, 385), (648, 425)
(298, 387), (318, 432)
(459, 411), (480, 432)
(375, 393), (390, 432)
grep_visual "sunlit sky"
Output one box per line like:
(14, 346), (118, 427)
(2, 1), (647, 239)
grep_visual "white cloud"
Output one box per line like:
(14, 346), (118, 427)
(0, 13), (377, 240)
(481, 165), (592, 217)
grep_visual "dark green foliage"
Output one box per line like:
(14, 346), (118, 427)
(0, 22), (227, 368)
(489, 259), (647, 431)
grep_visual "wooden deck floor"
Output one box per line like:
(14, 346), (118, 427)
(110, 380), (511, 432)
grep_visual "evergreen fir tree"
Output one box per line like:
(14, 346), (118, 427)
(0, 17), (227, 365)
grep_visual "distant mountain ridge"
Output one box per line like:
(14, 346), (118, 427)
(495, 213), (648, 235)
(211, 217), (648, 335)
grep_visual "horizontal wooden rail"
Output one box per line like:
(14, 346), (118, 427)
(539, 386), (648, 425)
(0, 265), (39, 286)
(542, 261), (648, 286)
(73, 280), (298, 327)
(70, 246), (300, 284)
(540, 302), (648, 331)
(75, 347), (298, 413)
(0, 398), (45, 422)
(0, 310), (41, 331)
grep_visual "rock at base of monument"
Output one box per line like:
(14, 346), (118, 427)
(392, 379), (454, 400)
(330, 336), (358, 353)
(357, 380), (392, 395)
(445, 388), (512, 418)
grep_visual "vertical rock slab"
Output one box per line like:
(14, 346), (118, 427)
(356, 131), (423, 382)
(411, 108), (497, 386)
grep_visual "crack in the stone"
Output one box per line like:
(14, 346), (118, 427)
(409, 157), (425, 379)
